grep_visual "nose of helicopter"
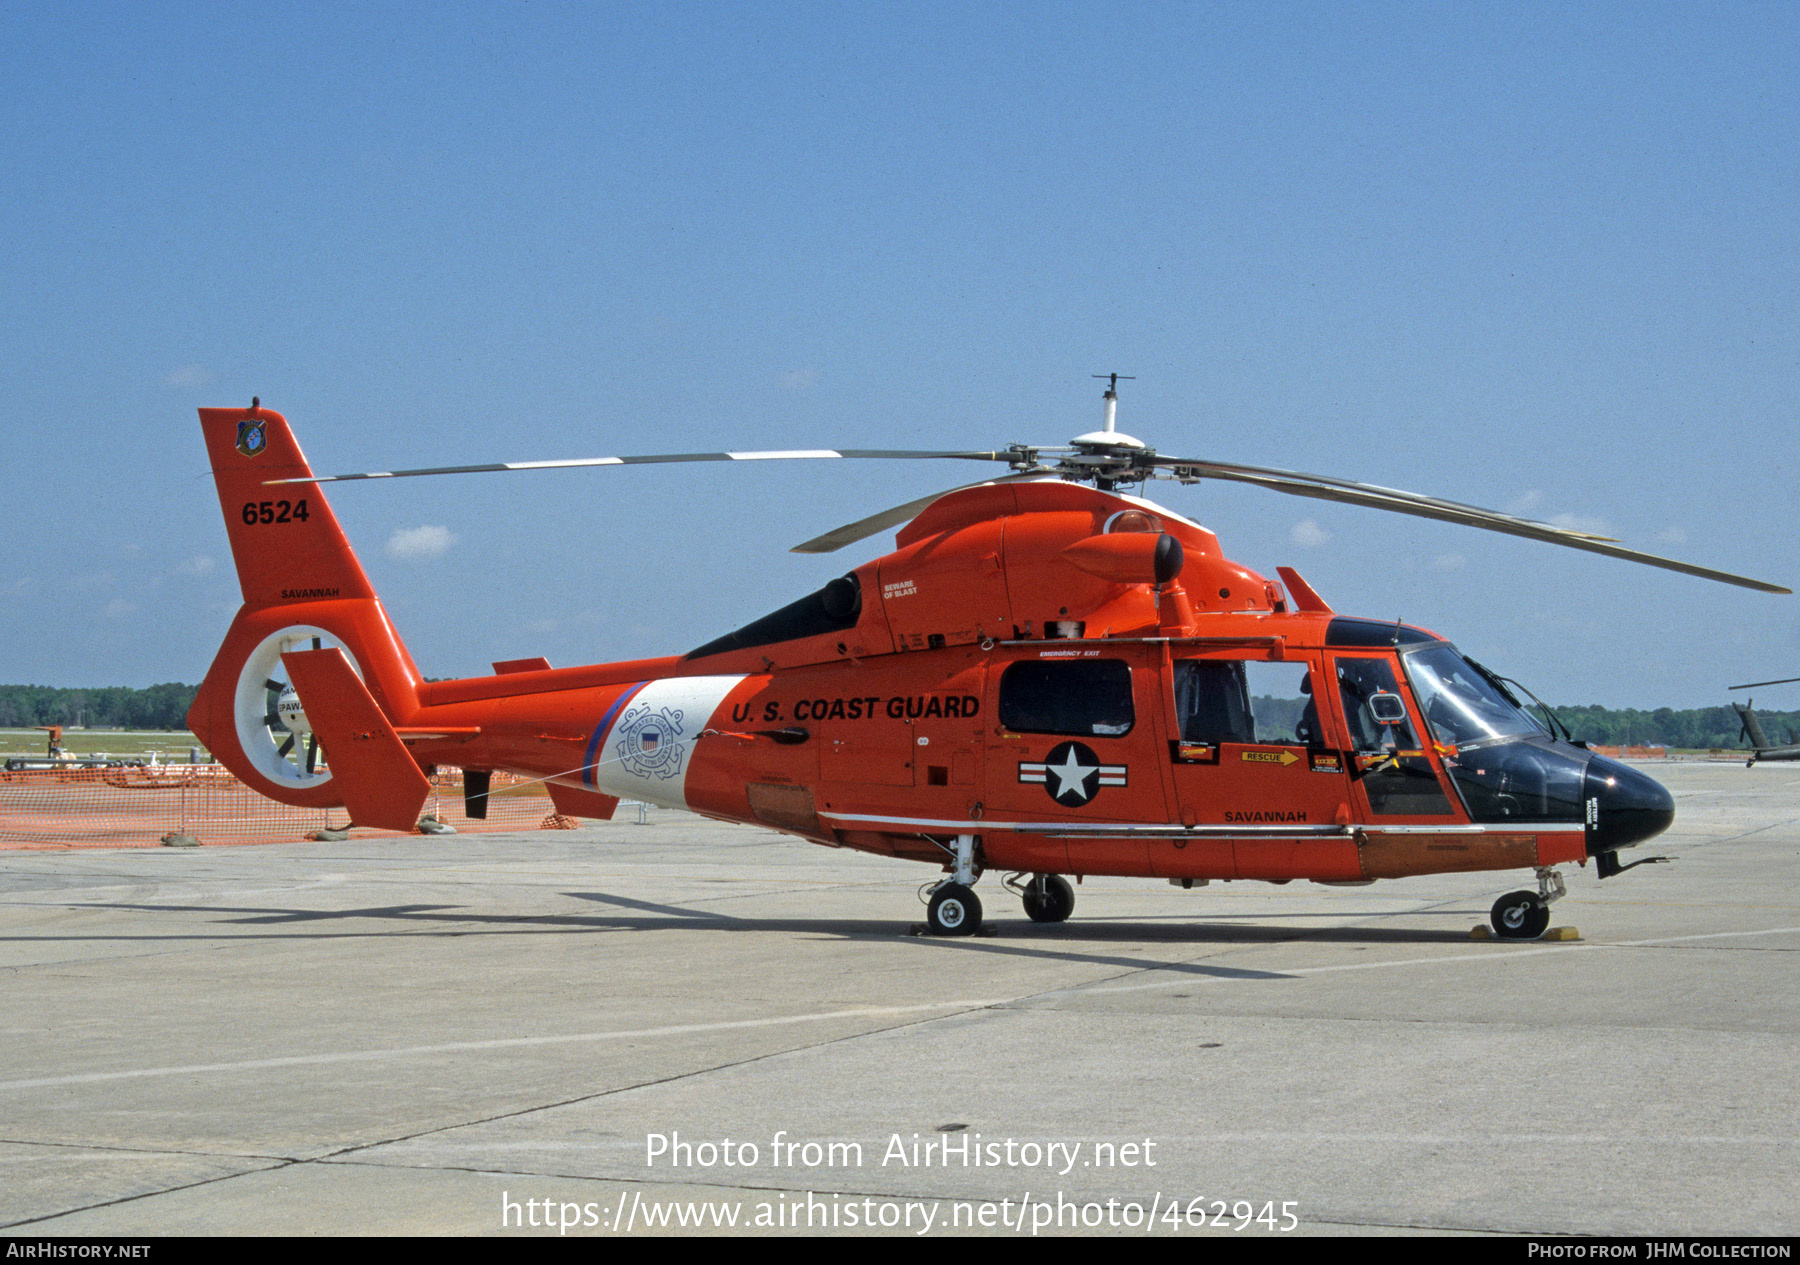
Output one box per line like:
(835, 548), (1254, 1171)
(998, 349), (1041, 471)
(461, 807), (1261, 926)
(1583, 754), (1676, 853)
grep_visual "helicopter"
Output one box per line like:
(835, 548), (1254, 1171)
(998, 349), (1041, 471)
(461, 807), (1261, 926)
(185, 383), (1789, 941)
(1727, 677), (1800, 766)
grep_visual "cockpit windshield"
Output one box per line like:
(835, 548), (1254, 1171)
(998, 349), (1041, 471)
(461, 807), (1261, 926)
(1402, 645), (1545, 747)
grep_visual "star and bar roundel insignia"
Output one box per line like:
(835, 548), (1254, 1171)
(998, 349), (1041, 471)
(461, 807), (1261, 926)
(1019, 741), (1128, 807)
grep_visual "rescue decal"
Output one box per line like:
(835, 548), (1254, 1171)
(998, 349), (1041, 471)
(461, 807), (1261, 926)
(1019, 741), (1127, 807)
(1171, 741), (1221, 765)
(1241, 750), (1300, 767)
(585, 675), (747, 809)
(1309, 750), (1344, 774)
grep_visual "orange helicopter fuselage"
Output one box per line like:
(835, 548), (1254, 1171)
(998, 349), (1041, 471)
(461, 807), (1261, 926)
(186, 418), (1593, 887)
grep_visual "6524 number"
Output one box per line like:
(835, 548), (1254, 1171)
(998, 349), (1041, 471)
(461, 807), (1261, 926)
(241, 499), (310, 525)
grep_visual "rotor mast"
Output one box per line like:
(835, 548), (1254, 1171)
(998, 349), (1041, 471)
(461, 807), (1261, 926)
(1068, 373), (1147, 491)
(1097, 372), (1133, 436)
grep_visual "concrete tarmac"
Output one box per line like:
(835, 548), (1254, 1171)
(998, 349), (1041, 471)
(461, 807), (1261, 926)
(2, 760), (1797, 1237)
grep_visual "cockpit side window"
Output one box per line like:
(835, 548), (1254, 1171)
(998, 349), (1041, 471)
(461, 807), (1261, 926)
(1336, 656), (1420, 752)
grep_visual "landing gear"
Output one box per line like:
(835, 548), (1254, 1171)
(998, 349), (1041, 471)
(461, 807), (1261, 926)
(927, 883), (983, 936)
(1490, 891), (1550, 940)
(1019, 873), (1075, 923)
(1490, 868), (1564, 940)
(921, 833), (985, 936)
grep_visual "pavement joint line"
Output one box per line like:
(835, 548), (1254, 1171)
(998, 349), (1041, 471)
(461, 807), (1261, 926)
(311, 1155), (1342, 1216)
(0, 1157), (294, 1232)
(267, 1158), (1615, 1237)
(312, 1000), (1011, 1168)
(0, 1000), (1028, 1093)
(0, 1136), (295, 1163)
(323, 1124), (1800, 1154)
(3, 896), (1796, 1098)
(0, 936), (264, 976)
(994, 923), (1800, 1001)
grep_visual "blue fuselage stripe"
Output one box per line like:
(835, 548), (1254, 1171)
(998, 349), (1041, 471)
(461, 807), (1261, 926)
(583, 681), (650, 786)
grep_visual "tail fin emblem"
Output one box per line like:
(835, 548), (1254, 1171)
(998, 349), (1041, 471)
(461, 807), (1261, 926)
(236, 420), (267, 457)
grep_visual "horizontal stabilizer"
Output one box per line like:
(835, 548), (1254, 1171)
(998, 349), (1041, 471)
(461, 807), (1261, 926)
(283, 647), (431, 832)
(547, 782), (620, 820)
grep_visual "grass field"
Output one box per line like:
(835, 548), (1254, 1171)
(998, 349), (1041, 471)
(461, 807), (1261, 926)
(0, 729), (210, 760)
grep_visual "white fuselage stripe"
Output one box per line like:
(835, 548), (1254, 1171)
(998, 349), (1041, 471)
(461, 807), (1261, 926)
(817, 810), (1553, 837)
(586, 676), (745, 810)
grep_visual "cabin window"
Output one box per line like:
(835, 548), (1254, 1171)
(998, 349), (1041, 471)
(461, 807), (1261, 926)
(1173, 659), (1319, 746)
(999, 660), (1134, 737)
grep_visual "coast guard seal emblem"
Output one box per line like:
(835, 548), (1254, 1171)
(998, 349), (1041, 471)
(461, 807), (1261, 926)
(236, 419), (267, 458)
(616, 703), (687, 780)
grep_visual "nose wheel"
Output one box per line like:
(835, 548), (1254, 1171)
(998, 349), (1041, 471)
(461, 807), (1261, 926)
(1489, 868), (1565, 940)
(1490, 891), (1550, 939)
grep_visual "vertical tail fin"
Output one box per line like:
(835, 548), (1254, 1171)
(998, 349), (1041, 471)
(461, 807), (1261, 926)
(1735, 701), (1771, 752)
(188, 405), (424, 808)
(196, 405), (379, 607)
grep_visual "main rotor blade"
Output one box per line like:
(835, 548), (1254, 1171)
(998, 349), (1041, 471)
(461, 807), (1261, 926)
(267, 448), (1020, 486)
(791, 472), (1055, 554)
(1730, 677), (1800, 691)
(1154, 456), (1790, 594)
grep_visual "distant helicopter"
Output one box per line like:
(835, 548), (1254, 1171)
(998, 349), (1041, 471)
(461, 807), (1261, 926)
(1728, 677), (1800, 766)
(186, 383), (1788, 941)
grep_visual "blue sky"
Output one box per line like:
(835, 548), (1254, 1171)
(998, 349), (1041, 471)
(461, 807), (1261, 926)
(1, 2), (1795, 708)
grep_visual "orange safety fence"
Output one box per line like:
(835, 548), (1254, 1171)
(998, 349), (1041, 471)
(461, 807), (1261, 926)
(1587, 745), (1669, 759)
(0, 766), (576, 850)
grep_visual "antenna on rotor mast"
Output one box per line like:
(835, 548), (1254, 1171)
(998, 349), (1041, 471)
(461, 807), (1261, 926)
(1092, 373), (1135, 435)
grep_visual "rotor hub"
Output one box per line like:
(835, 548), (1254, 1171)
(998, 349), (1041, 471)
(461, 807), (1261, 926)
(275, 686), (313, 736)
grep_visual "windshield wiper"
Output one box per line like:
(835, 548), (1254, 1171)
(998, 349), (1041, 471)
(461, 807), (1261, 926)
(1503, 677), (1574, 742)
(1463, 656), (1573, 742)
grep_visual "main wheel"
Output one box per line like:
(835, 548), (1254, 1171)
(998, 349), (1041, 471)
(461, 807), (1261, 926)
(927, 883), (982, 936)
(1022, 874), (1075, 923)
(1491, 890), (1551, 940)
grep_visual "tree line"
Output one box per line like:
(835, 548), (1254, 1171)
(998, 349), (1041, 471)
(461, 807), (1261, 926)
(0, 684), (199, 731)
(1549, 704), (1799, 751)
